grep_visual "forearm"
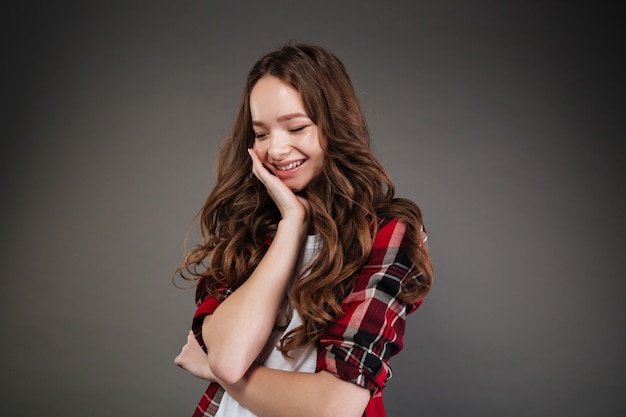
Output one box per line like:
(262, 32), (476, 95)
(221, 367), (370, 417)
(204, 217), (307, 383)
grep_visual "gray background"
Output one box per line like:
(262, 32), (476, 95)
(2, 1), (624, 416)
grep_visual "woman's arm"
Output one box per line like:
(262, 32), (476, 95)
(203, 217), (307, 384)
(176, 322), (370, 417)
(202, 149), (311, 384)
(224, 366), (370, 417)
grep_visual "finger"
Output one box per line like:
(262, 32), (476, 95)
(247, 148), (260, 172)
(248, 148), (271, 184)
(248, 148), (284, 188)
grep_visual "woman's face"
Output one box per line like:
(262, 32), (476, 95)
(250, 76), (325, 193)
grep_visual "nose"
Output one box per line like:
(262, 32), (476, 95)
(267, 131), (290, 162)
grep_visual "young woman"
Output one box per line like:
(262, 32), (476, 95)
(174, 43), (433, 417)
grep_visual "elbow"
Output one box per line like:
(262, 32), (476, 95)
(208, 353), (248, 385)
(203, 324), (251, 384)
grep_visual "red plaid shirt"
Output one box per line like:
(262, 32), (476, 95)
(190, 218), (425, 417)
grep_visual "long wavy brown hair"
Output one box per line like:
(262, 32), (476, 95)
(177, 43), (433, 354)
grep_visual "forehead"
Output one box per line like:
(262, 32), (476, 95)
(249, 76), (307, 119)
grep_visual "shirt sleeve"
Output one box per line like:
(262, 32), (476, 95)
(191, 283), (229, 352)
(316, 219), (423, 396)
(189, 283), (230, 416)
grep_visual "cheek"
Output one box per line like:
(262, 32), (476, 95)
(252, 141), (265, 156)
(253, 142), (270, 164)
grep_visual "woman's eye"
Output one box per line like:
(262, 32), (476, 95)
(289, 126), (308, 134)
(254, 132), (268, 140)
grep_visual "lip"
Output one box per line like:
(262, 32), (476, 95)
(273, 159), (305, 179)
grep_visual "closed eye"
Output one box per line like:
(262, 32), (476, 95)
(288, 125), (309, 134)
(254, 132), (268, 140)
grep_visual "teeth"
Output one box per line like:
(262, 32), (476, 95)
(277, 161), (303, 171)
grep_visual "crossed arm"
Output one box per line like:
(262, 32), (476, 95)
(174, 149), (369, 417)
(175, 323), (369, 417)
(174, 214), (370, 417)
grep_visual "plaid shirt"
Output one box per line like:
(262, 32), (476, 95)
(190, 218), (425, 417)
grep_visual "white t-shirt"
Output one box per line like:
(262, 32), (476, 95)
(215, 235), (321, 417)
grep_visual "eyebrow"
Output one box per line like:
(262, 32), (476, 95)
(252, 112), (310, 126)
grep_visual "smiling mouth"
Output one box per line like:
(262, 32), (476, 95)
(276, 160), (304, 171)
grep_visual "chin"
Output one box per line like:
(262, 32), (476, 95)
(288, 185), (305, 193)
(281, 175), (313, 193)
(284, 181), (307, 193)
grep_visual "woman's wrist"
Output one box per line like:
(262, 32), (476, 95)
(276, 215), (309, 237)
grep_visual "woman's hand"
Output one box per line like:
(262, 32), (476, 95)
(175, 331), (217, 382)
(248, 148), (310, 228)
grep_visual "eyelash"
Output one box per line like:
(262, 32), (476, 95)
(253, 126), (309, 140)
(289, 126), (307, 134)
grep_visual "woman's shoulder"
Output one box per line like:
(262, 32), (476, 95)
(365, 218), (410, 269)
(372, 217), (408, 244)
(367, 217), (425, 278)
(373, 215), (426, 249)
